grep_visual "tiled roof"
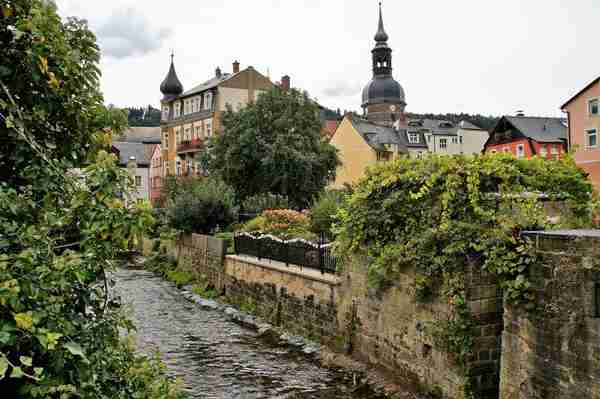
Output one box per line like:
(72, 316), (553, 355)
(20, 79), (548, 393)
(112, 141), (151, 167)
(505, 116), (567, 143)
(350, 116), (427, 151)
(181, 73), (234, 97)
(120, 127), (161, 144)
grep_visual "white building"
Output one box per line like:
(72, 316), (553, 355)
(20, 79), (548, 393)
(408, 119), (489, 155)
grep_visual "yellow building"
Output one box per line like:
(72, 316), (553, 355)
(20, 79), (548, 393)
(159, 57), (278, 176)
(330, 114), (427, 188)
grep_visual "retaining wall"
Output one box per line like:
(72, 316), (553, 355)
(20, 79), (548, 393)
(500, 230), (600, 399)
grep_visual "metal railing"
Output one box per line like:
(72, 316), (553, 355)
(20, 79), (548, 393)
(233, 233), (338, 274)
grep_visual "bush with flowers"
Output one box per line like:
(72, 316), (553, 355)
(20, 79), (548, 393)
(239, 209), (317, 241)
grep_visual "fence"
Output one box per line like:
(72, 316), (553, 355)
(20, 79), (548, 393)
(233, 233), (338, 274)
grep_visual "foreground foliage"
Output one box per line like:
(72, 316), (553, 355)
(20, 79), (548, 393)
(336, 154), (592, 395)
(240, 209), (316, 241)
(0, 1), (183, 397)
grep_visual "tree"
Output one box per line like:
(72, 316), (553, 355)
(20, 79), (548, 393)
(0, 1), (182, 397)
(208, 88), (340, 208)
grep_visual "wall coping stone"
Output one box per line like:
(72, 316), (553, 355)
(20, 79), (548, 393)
(226, 254), (340, 286)
(523, 229), (600, 238)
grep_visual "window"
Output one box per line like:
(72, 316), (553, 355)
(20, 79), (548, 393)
(184, 128), (191, 141)
(503, 147), (510, 153)
(587, 129), (598, 148)
(377, 151), (391, 161)
(439, 138), (447, 150)
(408, 133), (419, 144)
(135, 176), (142, 187)
(451, 137), (458, 144)
(205, 92), (212, 110)
(490, 149), (497, 154)
(162, 106), (169, 120)
(426, 135), (431, 143)
(174, 102), (181, 117)
(206, 121), (212, 137)
(459, 136), (463, 144)
(516, 144), (525, 158)
(589, 99), (599, 116)
(195, 126), (201, 140)
(551, 145), (559, 155)
(163, 132), (169, 149)
(540, 146), (547, 157)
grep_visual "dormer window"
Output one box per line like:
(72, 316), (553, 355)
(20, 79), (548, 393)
(408, 133), (419, 144)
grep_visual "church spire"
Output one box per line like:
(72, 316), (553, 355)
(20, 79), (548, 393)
(374, 2), (388, 43)
(160, 52), (183, 100)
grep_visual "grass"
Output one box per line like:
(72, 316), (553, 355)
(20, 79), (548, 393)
(192, 284), (219, 299)
(165, 270), (195, 287)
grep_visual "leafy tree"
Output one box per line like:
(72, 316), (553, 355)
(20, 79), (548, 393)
(309, 190), (346, 238)
(207, 88), (340, 208)
(0, 1), (182, 397)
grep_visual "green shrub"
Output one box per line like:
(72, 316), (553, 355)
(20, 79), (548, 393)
(241, 193), (290, 214)
(167, 178), (238, 234)
(165, 270), (195, 287)
(192, 284), (219, 299)
(309, 190), (346, 237)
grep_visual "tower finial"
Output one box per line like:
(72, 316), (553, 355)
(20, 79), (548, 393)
(170, 49), (174, 62)
(375, 1), (388, 42)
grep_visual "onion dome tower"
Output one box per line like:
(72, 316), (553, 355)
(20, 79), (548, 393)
(160, 53), (183, 101)
(361, 3), (406, 125)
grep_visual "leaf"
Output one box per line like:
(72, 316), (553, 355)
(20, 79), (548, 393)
(10, 366), (24, 379)
(0, 332), (10, 344)
(64, 342), (85, 358)
(0, 357), (8, 379)
(19, 356), (32, 367)
(47, 332), (62, 350)
(14, 312), (34, 331)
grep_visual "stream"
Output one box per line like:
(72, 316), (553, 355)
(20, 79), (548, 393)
(114, 268), (387, 399)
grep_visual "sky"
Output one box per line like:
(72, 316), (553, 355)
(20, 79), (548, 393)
(55, 0), (600, 118)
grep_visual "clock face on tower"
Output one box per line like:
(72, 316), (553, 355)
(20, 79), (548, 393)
(390, 105), (396, 112)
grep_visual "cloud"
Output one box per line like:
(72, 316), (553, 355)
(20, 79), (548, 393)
(96, 8), (171, 59)
(322, 81), (362, 98)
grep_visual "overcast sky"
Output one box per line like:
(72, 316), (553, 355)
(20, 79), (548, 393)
(56, 0), (599, 117)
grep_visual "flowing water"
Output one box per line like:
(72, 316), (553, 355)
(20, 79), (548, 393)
(114, 268), (386, 399)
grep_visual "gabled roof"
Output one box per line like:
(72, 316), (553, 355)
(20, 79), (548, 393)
(504, 116), (567, 143)
(112, 141), (151, 167)
(561, 76), (600, 109)
(349, 116), (427, 151)
(120, 127), (161, 144)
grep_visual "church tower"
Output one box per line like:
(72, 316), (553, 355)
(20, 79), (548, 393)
(361, 3), (406, 125)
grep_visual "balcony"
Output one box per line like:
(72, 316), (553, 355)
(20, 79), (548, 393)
(177, 139), (204, 154)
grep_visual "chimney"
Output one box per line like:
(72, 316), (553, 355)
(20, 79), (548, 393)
(232, 60), (240, 74)
(281, 75), (290, 91)
(215, 67), (222, 78)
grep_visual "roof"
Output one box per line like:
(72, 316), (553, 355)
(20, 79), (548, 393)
(120, 127), (161, 144)
(349, 116), (427, 151)
(458, 120), (484, 130)
(504, 116), (567, 143)
(112, 141), (151, 167)
(561, 76), (600, 109)
(181, 73), (234, 97)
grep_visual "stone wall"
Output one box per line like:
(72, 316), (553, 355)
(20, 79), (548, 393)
(500, 230), (600, 399)
(223, 255), (339, 343)
(336, 257), (503, 399)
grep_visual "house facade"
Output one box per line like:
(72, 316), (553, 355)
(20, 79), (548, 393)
(561, 76), (600, 190)
(159, 58), (276, 177)
(484, 116), (567, 159)
(149, 144), (163, 205)
(408, 119), (488, 155)
(330, 115), (427, 188)
(112, 141), (152, 202)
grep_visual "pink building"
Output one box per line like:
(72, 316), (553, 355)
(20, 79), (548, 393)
(561, 76), (600, 191)
(149, 144), (163, 205)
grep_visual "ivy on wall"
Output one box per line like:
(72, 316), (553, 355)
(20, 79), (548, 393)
(335, 153), (593, 396)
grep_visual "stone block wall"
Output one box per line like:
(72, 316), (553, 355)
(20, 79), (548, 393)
(223, 255), (339, 343)
(175, 234), (226, 289)
(500, 230), (600, 399)
(336, 257), (503, 399)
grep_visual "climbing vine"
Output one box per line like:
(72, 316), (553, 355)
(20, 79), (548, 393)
(335, 153), (592, 393)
